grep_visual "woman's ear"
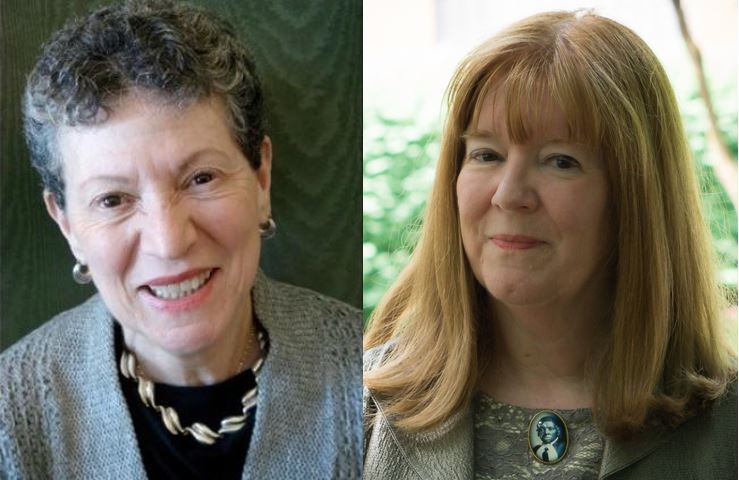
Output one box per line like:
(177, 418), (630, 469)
(257, 135), (273, 220)
(43, 190), (85, 263)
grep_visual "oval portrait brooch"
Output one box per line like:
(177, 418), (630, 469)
(528, 410), (569, 464)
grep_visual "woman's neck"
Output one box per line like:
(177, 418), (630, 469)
(120, 311), (261, 387)
(479, 287), (610, 410)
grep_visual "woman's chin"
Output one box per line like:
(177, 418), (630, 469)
(484, 278), (556, 307)
(144, 321), (223, 356)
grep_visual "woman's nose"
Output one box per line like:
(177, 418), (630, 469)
(490, 154), (538, 211)
(140, 199), (197, 259)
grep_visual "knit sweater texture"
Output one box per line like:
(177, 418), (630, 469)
(0, 271), (362, 479)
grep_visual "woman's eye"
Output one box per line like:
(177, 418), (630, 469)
(98, 194), (123, 209)
(469, 149), (502, 163)
(548, 155), (581, 170)
(192, 171), (214, 186)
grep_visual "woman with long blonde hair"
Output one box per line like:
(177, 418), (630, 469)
(364, 11), (736, 479)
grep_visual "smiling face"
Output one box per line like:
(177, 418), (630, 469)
(45, 93), (271, 357)
(456, 91), (612, 308)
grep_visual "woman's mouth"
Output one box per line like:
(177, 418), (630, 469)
(139, 268), (218, 313)
(148, 269), (214, 300)
(490, 234), (545, 250)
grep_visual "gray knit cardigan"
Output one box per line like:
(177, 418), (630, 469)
(0, 271), (362, 479)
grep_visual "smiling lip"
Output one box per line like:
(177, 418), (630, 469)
(139, 268), (217, 313)
(490, 234), (545, 250)
(143, 268), (213, 287)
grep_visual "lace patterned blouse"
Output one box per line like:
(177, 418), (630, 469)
(474, 392), (604, 480)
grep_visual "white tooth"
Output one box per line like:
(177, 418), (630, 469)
(149, 270), (212, 300)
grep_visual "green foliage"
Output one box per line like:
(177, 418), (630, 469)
(363, 113), (439, 322)
(363, 82), (738, 326)
(681, 81), (738, 299)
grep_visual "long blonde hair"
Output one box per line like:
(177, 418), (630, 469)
(364, 10), (736, 438)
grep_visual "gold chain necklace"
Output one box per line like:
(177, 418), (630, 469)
(119, 330), (267, 445)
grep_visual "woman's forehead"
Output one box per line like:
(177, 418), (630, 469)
(467, 89), (573, 144)
(56, 94), (241, 182)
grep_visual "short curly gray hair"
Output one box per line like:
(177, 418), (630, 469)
(23, 0), (265, 209)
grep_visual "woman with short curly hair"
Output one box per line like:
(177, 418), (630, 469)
(0, 1), (361, 478)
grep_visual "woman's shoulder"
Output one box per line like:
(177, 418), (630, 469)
(675, 379), (737, 447)
(0, 294), (108, 371)
(254, 271), (361, 340)
(702, 378), (738, 440)
(0, 295), (112, 473)
(363, 338), (475, 480)
(605, 380), (737, 478)
(363, 340), (396, 372)
(703, 378), (738, 421)
(362, 340), (396, 423)
(0, 295), (110, 403)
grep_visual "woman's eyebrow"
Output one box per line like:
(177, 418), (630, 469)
(461, 129), (498, 140)
(79, 175), (132, 190)
(78, 148), (233, 190)
(176, 148), (231, 174)
(541, 138), (573, 145)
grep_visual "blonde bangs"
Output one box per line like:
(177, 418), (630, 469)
(467, 47), (602, 151)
